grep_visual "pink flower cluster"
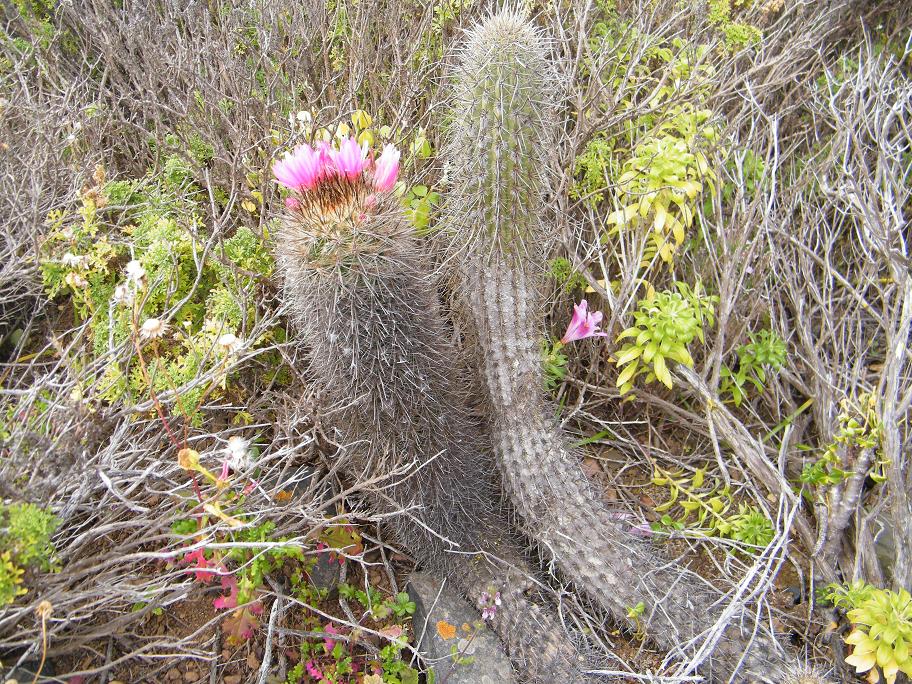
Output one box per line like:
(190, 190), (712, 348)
(273, 135), (400, 194)
(478, 590), (502, 621)
(560, 299), (608, 345)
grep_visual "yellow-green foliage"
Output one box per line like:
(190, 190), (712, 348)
(800, 393), (887, 488)
(0, 551), (25, 606)
(707, 0), (762, 53)
(606, 104), (718, 265)
(39, 159), (275, 424)
(827, 581), (912, 684)
(652, 466), (774, 549)
(575, 11), (722, 269)
(614, 282), (718, 394)
(0, 503), (59, 606)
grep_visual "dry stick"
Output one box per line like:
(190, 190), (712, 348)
(444, 8), (799, 681)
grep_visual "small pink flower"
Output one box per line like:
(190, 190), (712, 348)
(330, 135), (369, 179)
(305, 660), (322, 678)
(560, 299), (608, 344)
(324, 623), (340, 652)
(285, 196), (300, 210)
(478, 590), (501, 621)
(273, 144), (323, 191)
(372, 144), (400, 191)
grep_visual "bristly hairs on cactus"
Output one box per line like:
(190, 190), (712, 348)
(442, 7), (798, 682)
(272, 132), (591, 682)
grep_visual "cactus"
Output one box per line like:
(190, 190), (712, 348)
(443, 8), (795, 681)
(272, 138), (589, 682)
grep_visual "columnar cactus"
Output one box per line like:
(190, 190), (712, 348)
(443, 8), (794, 681)
(272, 136), (588, 681)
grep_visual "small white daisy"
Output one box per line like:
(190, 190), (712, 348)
(112, 283), (134, 306)
(223, 435), (251, 471)
(61, 252), (89, 269)
(64, 272), (88, 289)
(217, 333), (242, 354)
(139, 317), (168, 341)
(125, 259), (146, 285)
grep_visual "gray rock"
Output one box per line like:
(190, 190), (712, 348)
(2, 658), (56, 682)
(306, 551), (342, 592)
(406, 572), (516, 684)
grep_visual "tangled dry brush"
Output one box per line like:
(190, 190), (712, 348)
(1, 0), (910, 682)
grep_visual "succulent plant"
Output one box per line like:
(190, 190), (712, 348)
(443, 7), (795, 681)
(272, 135), (587, 681)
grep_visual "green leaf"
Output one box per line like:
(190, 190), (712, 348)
(653, 354), (673, 388)
(616, 362), (639, 388)
(614, 346), (642, 366)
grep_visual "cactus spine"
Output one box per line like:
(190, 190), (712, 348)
(444, 8), (794, 681)
(273, 147), (590, 682)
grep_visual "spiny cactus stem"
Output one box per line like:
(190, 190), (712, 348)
(465, 255), (794, 682)
(275, 190), (594, 681)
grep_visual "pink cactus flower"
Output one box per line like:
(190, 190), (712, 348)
(560, 299), (608, 345)
(285, 196), (300, 210)
(273, 144), (323, 191)
(330, 135), (369, 179)
(372, 144), (400, 191)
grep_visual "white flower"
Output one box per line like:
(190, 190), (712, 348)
(217, 333), (242, 353)
(112, 283), (134, 306)
(139, 317), (168, 341)
(125, 259), (146, 284)
(223, 436), (251, 471)
(64, 272), (88, 289)
(61, 252), (89, 269)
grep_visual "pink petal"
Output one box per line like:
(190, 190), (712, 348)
(372, 144), (400, 191)
(214, 571), (239, 610)
(330, 136), (368, 179)
(560, 299), (608, 344)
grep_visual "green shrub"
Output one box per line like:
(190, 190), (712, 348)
(614, 282), (718, 394)
(39, 161), (275, 424)
(0, 502), (59, 606)
(720, 329), (786, 406)
(826, 581), (912, 684)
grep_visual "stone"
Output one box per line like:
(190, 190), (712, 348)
(223, 675), (242, 684)
(406, 571), (515, 684)
(166, 666), (182, 680)
(306, 552), (342, 592)
(3, 660), (55, 682)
